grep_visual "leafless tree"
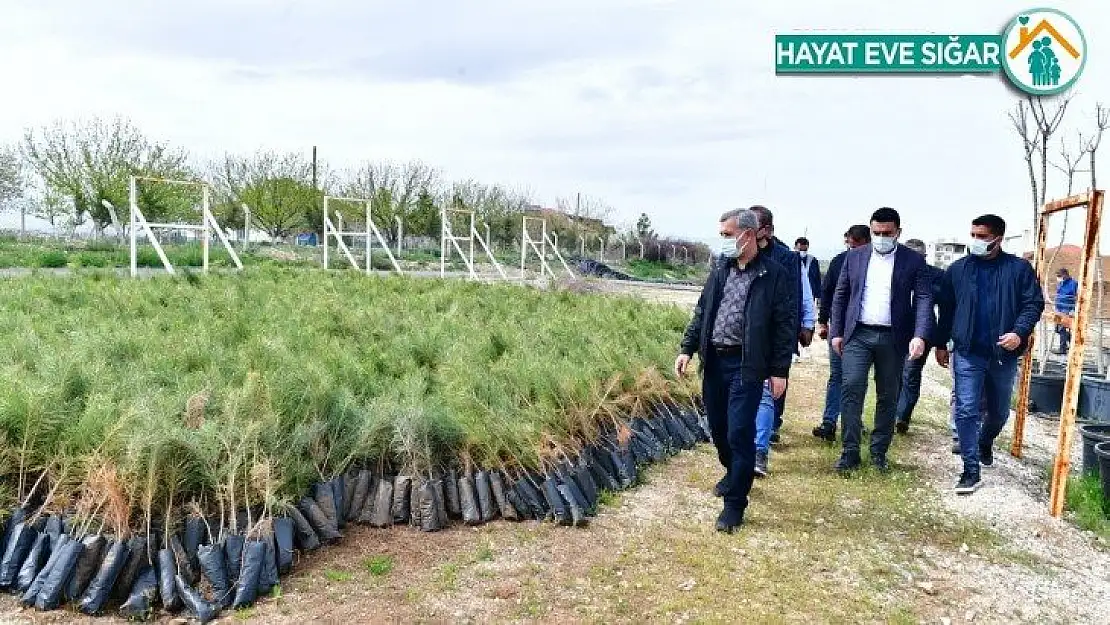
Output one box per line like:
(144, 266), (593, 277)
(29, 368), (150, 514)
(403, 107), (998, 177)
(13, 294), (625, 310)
(340, 160), (440, 243)
(1081, 103), (1109, 188)
(1009, 100), (1042, 227)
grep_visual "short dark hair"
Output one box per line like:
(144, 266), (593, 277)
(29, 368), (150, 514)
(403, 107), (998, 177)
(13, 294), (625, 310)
(971, 214), (1007, 237)
(870, 207), (901, 228)
(1057, 267), (1071, 277)
(749, 205), (772, 227)
(795, 237), (809, 246)
(845, 224), (871, 242)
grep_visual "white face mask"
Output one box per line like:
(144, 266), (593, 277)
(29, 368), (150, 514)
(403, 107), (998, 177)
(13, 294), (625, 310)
(872, 235), (897, 255)
(719, 232), (752, 259)
(968, 237), (997, 257)
(798, 250), (808, 259)
(1056, 277), (1064, 284)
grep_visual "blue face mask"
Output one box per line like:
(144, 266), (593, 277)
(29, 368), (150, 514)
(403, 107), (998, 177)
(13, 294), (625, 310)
(969, 237), (997, 257)
(872, 235), (897, 255)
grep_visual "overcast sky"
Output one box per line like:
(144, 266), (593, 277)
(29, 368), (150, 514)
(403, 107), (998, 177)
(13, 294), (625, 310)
(1, 0), (1107, 258)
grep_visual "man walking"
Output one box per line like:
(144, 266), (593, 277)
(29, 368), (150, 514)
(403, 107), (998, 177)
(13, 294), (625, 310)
(1054, 268), (1078, 353)
(795, 237), (822, 310)
(894, 239), (945, 434)
(675, 208), (796, 532)
(830, 208), (932, 472)
(935, 214), (1045, 494)
(750, 206), (810, 476)
(813, 225), (871, 441)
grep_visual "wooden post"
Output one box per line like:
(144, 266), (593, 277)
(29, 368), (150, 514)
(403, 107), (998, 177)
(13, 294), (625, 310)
(1048, 189), (1104, 518)
(1011, 211), (1051, 458)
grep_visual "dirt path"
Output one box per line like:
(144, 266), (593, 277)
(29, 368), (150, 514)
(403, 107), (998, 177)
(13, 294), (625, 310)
(3, 289), (1108, 624)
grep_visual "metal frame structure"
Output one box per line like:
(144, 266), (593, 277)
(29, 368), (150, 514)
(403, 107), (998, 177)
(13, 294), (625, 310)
(520, 216), (575, 281)
(128, 176), (243, 278)
(1010, 189), (1104, 518)
(321, 195), (402, 275)
(440, 208), (507, 280)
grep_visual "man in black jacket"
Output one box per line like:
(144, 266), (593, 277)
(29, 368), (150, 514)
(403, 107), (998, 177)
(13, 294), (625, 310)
(935, 214), (1045, 494)
(795, 237), (822, 309)
(812, 225), (870, 441)
(675, 208), (796, 532)
(894, 239), (945, 433)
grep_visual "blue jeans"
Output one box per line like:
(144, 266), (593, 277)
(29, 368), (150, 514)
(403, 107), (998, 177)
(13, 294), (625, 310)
(821, 341), (843, 425)
(895, 345), (932, 424)
(701, 352), (764, 513)
(952, 351), (1019, 473)
(756, 382), (776, 452)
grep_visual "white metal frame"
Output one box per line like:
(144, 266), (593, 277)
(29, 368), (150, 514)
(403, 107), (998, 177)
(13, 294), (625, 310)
(321, 195), (402, 275)
(521, 216), (575, 281)
(128, 176), (243, 278)
(440, 208), (507, 280)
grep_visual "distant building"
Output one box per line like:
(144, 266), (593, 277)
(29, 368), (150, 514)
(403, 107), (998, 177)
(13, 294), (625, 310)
(927, 239), (968, 269)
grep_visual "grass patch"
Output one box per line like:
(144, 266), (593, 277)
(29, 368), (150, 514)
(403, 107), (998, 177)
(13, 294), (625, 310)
(233, 607), (256, 620)
(364, 555), (394, 576)
(323, 569), (353, 583)
(1066, 474), (1110, 539)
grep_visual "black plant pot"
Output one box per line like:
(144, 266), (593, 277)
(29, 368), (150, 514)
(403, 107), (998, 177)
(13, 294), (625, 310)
(1079, 424), (1110, 477)
(1078, 376), (1110, 423)
(1095, 441), (1110, 507)
(1028, 373), (1065, 414)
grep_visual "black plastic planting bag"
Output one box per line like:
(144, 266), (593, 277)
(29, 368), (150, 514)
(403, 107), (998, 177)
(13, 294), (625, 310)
(459, 474), (481, 525)
(44, 515), (63, 551)
(587, 451), (620, 492)
(118, 564), (157, 620)
(79, 538), (130, 615)
(355, 475), (377, 525)
(520, 477), (549, 519)
(331, 477), (347, 530)
(0, 522), (36, 589)
(286, 506), (320, 552)
(176, 574), (218, 624)
(409, 478), (423, 527)
(505, 483), (531, 520)
(15, 530), (50, 593)
(474, 470), (496, 522)
(67, 534), (104, 602)
(392, 476), (413, 525)
(489, 471), (517, 520)
(35, 538), (82, 611)
(433, 479), (449, 527)
(557, 483), (588, 527)
(2, 508), (27, 560)
(108, 535), (148, 608)
(184, 515), (206, 571)
(224, 533), (245, 585)
(445, 469), (462, 518)
(558, 470), (591, 514)
(171, 534), (198, 587)
(313, 482), (339, 529)
(416, 482), (443, 532)
(609, 448), (635, 488)
(22, 533), (69, 605)
(573, 465), (599, 512)
(343, 473), (357, 521)
(273, 517), (295, 574)
(232, 539), (264, 609)
(299, 497), (341, 544)
(158, 547), (182, 612)
(348, 470), (371, 523)
(258, 534), (279, 596)
(542, 477), (571, 526)
(197, 543), (231, 609)
(369, 479), (394, 528)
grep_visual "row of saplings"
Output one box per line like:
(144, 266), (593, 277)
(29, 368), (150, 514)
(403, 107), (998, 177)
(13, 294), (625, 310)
(1, 401), (709, 623)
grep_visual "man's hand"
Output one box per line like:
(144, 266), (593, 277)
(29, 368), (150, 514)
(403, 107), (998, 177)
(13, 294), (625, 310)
(997, 332), (1022, 351)
(674, 354), (692, 378)
(798, 328), (814, 347)
(935, 348), (950, 369)
(831, 337), (844, 356)
(908, 337), (926, 360)
(817, 323), (828, 340)
(770, 376), (788, 399)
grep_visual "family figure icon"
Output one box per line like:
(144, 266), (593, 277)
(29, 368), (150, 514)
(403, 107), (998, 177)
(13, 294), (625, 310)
(1028, 37), (1061, 86)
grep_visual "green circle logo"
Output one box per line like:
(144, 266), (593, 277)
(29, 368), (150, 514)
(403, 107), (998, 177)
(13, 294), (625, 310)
(1001, 8), (1087, 95)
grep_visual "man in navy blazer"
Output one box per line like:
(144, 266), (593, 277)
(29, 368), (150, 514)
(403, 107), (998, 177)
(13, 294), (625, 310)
(830, 207), (933, 472)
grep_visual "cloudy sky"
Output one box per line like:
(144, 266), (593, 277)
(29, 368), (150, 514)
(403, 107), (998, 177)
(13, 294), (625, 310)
(1, 0), (1107, 257)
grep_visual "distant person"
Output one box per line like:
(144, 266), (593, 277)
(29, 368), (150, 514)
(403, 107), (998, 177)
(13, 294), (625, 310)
(894, 239), (945, 434)
(795, 237), (822, 311)
(813, 224), (871, 442)
(829, 207), (932, 473)
(750, 206), (810, 477)
(675, 208), (796, 533)
(935, 214), (1045, 495)
(1054, 267), (1077, 353)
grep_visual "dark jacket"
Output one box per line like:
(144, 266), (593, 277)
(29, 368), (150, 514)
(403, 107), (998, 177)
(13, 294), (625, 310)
(830, 243), (934, 356)
(935, 252), (1046, 359)
(680, 253), (796, 382)
(801, 255), (821, 302)
(915, 264), (945, 346)
(819, 250), (848, 325)
(1055, 277), (1078, 314)
(760, 237), (803, 353)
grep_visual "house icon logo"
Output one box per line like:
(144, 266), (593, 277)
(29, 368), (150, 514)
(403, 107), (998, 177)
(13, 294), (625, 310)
(1001, 8), (1087, 95)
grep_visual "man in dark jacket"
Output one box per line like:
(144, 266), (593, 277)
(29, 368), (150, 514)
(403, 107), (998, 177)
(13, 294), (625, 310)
(935, 214), (1045, 495)
(675, 208), (796, 532)
(830, 207), (933, 472)
(894, 239), (945, 433)
(813, 224), (871, 441)
(795, 237), (822, 307)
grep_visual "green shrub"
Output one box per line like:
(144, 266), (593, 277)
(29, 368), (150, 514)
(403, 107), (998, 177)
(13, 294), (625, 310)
(34, 250), (69, 268)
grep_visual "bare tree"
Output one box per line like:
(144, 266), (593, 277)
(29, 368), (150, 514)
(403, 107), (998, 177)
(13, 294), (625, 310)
(1081, 103), (1109, 188)
(1009, 100), (1041, 228)
(340, 160), (440, 243)
(1029, 95), (1071, 205)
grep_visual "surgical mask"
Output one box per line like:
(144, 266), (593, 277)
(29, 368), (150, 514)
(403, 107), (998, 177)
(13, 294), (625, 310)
(872, 235), (897, 255)
(798, 251), (808, 259)
(969, 237), (997, 257)
(1056, 277), (1064, 284)
(719, 237), (740, 258)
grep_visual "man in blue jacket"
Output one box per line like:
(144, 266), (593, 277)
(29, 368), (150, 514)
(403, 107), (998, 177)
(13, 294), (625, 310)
(675, 208), (797, 532)
(935, 214), (1045, 495)
(795, 237), (822, 309)
(1054, 267), (1078, 353)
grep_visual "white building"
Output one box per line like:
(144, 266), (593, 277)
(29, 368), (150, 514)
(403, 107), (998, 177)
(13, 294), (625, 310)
(927, 239), (968, 269)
